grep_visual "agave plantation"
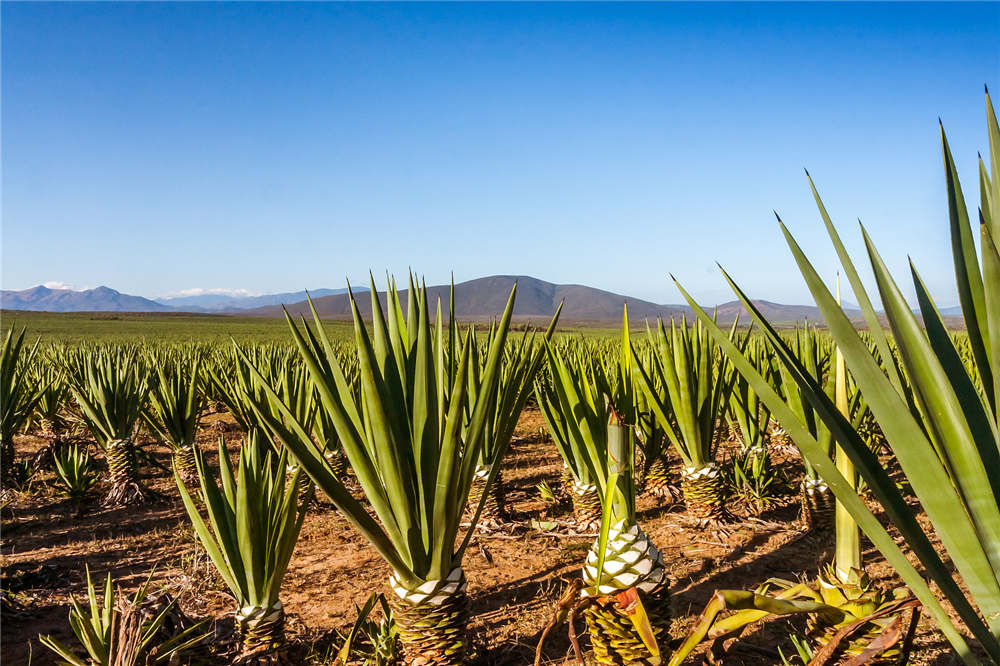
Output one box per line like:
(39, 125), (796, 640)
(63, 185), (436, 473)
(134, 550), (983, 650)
(1, 92), (999, 665)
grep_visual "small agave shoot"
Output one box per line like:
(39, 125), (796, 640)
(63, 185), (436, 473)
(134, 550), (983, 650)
(68, 348), (151, 506)
(633, 317), (737, 524)
(53, 443), (99, 515)
(39, 567), (207, 666)
(144, 354), (204, 485)
(175, 432), (310, 662)
(1, 328), (42, 483)
(243, 277), (539, 665)
(536, 311), (670, 664)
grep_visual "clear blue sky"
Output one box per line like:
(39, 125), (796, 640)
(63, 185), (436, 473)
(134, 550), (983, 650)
(3, 2), (998, 306)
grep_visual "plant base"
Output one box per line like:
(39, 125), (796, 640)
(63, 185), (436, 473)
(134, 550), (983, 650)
(389, 568), (468, 666)
(680, 463), (727, 523)
(466, 465), (509, 530)
(570, 481), (601, 532)
(800, 478), (835, 530)
(582, 520), (670, 664)
(236, 601), (286, 664)
(643, 457), (681, 503)
(103, 438), (152, 507)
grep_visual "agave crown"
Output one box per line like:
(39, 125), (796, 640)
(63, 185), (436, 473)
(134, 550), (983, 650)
(242, 275), (525, 588)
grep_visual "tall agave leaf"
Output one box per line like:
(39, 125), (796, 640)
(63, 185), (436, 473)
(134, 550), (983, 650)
(240, 277), (523, 665)
(0, 328), (42, 481)
(175, 432), (309, 660)
(669, 91), (1000, 664)
(68, 348), (150, 506)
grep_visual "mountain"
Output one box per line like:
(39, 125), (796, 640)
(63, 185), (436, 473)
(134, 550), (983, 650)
(155, 288), (358, 311)
(1, 277), (876, 325)
(244, 275), (845, 325)
(0, 285), (172, 313)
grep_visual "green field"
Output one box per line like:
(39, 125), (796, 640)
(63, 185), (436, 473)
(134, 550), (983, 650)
(0, 310), (621, 345)
(0, 310), (357, 345)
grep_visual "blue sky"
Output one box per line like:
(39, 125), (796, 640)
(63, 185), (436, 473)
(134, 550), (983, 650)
(3, 2), (998, 306)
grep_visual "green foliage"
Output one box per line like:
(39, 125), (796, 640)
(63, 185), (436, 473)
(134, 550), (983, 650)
(174, 432), (310, 613)
(39, 567), (207, 666)
(52, 444), (98, 505)
(144, 354), (204, 453)
(67, 347), (147, 449)
(243, 276), (522, 589)
(675, 90), (1000, 663)
(1, 327), (42, 444)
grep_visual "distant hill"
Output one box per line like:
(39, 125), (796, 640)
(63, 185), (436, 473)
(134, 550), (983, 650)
(243, 275), (850, 325)
(1, 277), (877, 325)
(155, 287), (359, 312)
(0, 285), (172, 313)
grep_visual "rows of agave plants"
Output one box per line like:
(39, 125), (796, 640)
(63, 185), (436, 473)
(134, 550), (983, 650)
(1, 89), (998, 665)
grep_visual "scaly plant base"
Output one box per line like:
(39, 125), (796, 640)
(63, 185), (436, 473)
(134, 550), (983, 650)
(466, 466), (509, 531)
(236, 602), (287, 664)
(642, 457), (682, 503)
(389, 569), (468, 666)
(570, 481), (601, 533)
(103, 438), (153, 507)
(800, 478), (835, 531)
(173, 445), (198, 485)
(584, 587), (671, 665)
(680, 464), (728, 524)
(582, 520), (671, 664)
(324, 448), (348, 478)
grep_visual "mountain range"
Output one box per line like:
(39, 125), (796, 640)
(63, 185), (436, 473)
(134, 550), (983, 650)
(1, 276), (865, 325)
(153, 288), (358, 311)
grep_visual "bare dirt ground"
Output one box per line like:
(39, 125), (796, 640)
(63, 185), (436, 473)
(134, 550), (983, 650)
(1, 407), (961, 665)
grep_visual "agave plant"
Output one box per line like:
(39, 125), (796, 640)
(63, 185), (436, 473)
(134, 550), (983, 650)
(1, 328), (42, 482)
(775, 325), (837, 529)
(536, 347), (604, 532)
(53, 443), (99, 512)
(667, 90), (1000, 664)
(535, 310), (670, 664)
(174, 432), (310, 661)
(632, 317), (737, 522)
(723, 334), (778, 514)
(29, 361), (71, 436)
(464, 305), (561, 528)
(144, 355), (204, 484)
(241, 277), (529, 665)
(68, 348), (150, 506)
(39, 567), (207, 666)
(631, 345), (680, 503)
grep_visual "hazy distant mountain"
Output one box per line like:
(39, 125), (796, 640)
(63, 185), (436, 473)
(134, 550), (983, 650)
(155, 288), (357, 311)
(1, 277), (878, 325)
(1, 285), (172, 313)
(244, 275), (851, 325)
